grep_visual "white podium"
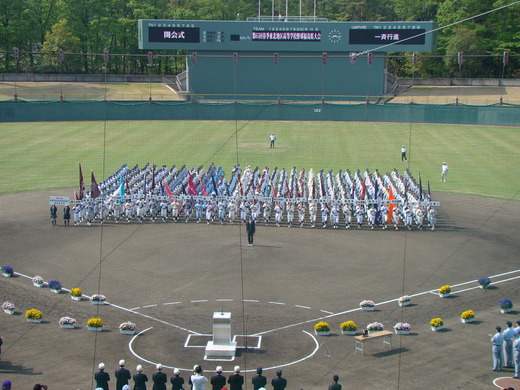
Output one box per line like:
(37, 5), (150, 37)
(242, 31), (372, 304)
(205, 312), (237, 359)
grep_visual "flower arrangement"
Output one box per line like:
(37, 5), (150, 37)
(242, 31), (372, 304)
(314, 321), (330, 333)
(2, 301), (15, 311)
(460, 310), (475, 320)
(119, 321), (137, 331)
(1, 266), (14, 276)
(25, 309), (43, 320)
(398, 295), (411, 303)
(87, 318), (103, 328)
(359, 300), (375, 308)
(393, 322), (412, 331)
(499, 299), (513, 311)
(59, 316), (76, 325)
(48, 280), (62, 290)
(477, 277), (491, 288)
(430, 318), (444, 328)
(32, 275), (44, 286)
(367, 322), (384, 332)
(70, 288), (82, 298)
(90, 294), (106, 302)
(438, 285), (451, 295)
(340, 321), (357, 332)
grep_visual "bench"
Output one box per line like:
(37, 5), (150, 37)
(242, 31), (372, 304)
(354, 330), (393, 355)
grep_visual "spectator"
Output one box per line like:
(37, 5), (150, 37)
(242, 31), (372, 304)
(190, 365), (208, 390)
(170, 368), (185, 390)
(153, 364), (168, 390)
(133, 365), (149, 390)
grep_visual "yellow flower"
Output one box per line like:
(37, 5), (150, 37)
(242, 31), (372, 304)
(430, 318), (444, 327)
(25, 309), (43, 320)
(461, 310), (475, 319)
(438, 285), (451, 294)
(314, 321), (330, 332)
(340, 321), (357, 331)
(70, 288), (82, 297)
(87, 317), (103, 328)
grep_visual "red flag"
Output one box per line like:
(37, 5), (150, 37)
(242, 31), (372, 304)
(79, 163), (85, 200)
(361, 182), (366, 201)
(90, 171), (100, 199)
(200, 179), (208, 197)
(163, 180), (174, 197)
(387, 187), (395, 224)
(187, 173), (197, 196)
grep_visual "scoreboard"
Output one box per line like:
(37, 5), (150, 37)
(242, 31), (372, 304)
(138, 20), (437, 53)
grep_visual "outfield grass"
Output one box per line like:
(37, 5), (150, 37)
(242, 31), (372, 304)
(0, 120), (518, 200)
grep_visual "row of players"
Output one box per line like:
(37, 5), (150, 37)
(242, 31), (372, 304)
(69, 197), (438, 230)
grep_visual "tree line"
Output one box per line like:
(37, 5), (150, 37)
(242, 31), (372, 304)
(0, 0), (518, 78)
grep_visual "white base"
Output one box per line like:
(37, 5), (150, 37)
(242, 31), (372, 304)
(60, 324), (75, 329)
(205, 341), (237, 359)
(120, 329), (135, 335)
(91, 301), (105, 305)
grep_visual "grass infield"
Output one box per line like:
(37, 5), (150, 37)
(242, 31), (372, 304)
(0, 120), (519, 200)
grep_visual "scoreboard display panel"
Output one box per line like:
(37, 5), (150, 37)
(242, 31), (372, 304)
(138, 20), (437, 52)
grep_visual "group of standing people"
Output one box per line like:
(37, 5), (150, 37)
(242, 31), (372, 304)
(400, 144), (449, 182)
(94, 362), (313, 390)
(490, 320), (520, 378)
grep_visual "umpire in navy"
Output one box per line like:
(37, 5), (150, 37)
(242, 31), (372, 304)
(246, 216), (256, 246)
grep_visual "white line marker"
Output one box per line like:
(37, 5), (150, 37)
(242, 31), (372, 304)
(191, 300), (208, 303)
(216, 299), (233, 302)
(142, 304), (157, 308)
(295, 305), (311, 309)
(164, 302), (182, 305)
(243, 299), (259, 303)
(269, 301), (285, 305)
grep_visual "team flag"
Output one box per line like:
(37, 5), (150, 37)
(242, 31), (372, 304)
(78, 163), (85, 200)
(90, 171), (101, 199)
(387, 187), (395, 224)
(187, 173), (198, 196)
(162, 180), (174, 197)
(419, 170), (423, 201)
(119, 174), (125, 203)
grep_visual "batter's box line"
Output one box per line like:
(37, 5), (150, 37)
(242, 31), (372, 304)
(184, 334), (262, 349)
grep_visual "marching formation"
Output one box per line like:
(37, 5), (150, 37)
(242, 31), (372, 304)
(66, 163), (439, 231)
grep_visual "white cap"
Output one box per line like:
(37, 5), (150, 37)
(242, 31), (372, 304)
(234, 366), (240, 373)
(173, 368), (180, 375)
(98, 363), (105, 370)
(119, 359), (126, 367)
(137, 365), (143, 372)
(156, 364), (163, 371)
(216, 366), (223, 373)
(122, 386), (131, 390)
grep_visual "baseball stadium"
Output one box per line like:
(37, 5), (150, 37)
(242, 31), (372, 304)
(1, 6), (520, 390)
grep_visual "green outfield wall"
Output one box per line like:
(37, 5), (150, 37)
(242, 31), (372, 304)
(0, 101), (518, 126)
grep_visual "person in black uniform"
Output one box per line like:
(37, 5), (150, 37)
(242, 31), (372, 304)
(95, 363), (111, 390)
(115, 359), (131, 390)
(246, 217), (256, 247)
(227, 366), (244, 390)
(153, 364), (168, 390)
(133, 365), (149, 390)
(251, 368), (266, 390)
(63, 205), (71, 226)
(271, 370), (287, 390)
(170, 368), (185, 390)
(50, 205), (57, 226)
(210, 366), (226, 390)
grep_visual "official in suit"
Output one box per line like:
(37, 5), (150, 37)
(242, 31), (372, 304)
(170, 368), (185, 390)
(115, 359), (131, 390)
(328, 375), (342, 390)
(133, 365), (149, 390)
(153, 364), (168, 390)
(251, 367), (266, 390)
(210, 366), (226, 390)
(227, 366), (244, 390)
(246, 217), (256, 246)
(271, 370), (287, 390)
(95, 363), (110, 390)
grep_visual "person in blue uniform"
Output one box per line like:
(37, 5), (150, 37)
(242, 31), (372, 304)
(490, 326), (504, 371)
(503, 321), (517, 368)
